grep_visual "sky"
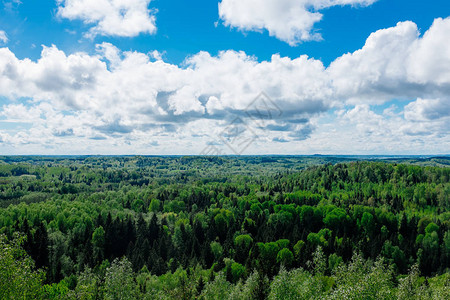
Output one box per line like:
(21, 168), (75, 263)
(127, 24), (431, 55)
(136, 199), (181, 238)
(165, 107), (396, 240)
(0, 0), (449, 155)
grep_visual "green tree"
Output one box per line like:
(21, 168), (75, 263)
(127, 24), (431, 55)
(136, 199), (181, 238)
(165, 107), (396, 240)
(210, 241), (223, 261)
(230, 262), (246, 283)
(293, 240), (305, 261)
(92, 226), (105, 264)
(328, 253), (343, 272)
(360, 212), (375, 237)
(328, 254), (394, 300)
(268, 267), (325, 300)
(277, 248), (294, 267)
(257, 242), (281, 275)
(201, 272), (231, 300)
(104, 257), (137, 300)
(149, 198), (161, 213)
(73, 267), (100, 300)
(132, 199), (145, 213)
(0, 234), (45, 300)
(234, 234), (253, 264)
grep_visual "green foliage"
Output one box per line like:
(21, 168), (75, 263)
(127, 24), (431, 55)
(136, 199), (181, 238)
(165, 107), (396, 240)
(230, 262), (246, 283)
(92, 226), (105, 263)
(328, 253), (343, 272)
(149, 198), (161, 212)
(360, 212), (375, 236)
(382, 241), (407, 273)
(104, 257), (137, 300)
(425, 222), (439, 234)
(277, 248), (294, 267)
(257, 241), (282, 275)
(0, 157), (449, 298)
(293, 240), (305, 258)
(310, 246), (327, 275)
(276, 238), (290, 249)
(323, 207), (347, 232)
(229, 271), (267, 300)
(395, 264), (450, 300)
(269, 267), (326, 300)
(131, 199), (145, 213)
(210, 241), (223, 261)
(327, 253), (394, 300)
(0, 233), (45, 300)
(307, 228), (331, 248)
(200, 272), (231, 300)
(73, 267), (100, 300)
(234, 234), (253, 264)
(235, 234), (253, 249)
(43, 280), (70, 299)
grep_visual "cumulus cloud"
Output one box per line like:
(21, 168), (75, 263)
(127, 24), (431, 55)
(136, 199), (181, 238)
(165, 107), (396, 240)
(406, 18), (450, 85)
(404, 98), (450, 122)
(218, 0), (377, 45)
(0, 42), (329, 149)
(1, 17), (450, 154)
(328, 21), (419, 103)
(56, 0), (157, 38)
(328, 18), (450, 104)
(0, 31), (8, 44)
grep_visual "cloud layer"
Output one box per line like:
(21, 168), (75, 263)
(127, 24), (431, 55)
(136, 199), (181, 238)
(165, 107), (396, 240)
(218, 0), (377, 45)
(0, 18), (449, 154)
(57, 0), (157, 38)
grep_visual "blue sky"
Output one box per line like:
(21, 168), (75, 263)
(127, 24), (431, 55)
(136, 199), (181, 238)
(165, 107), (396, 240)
(0, 0), (449, 154)
(4, 0), (449, 65)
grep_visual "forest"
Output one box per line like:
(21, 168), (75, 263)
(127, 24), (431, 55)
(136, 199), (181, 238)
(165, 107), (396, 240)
(0, 155), (449, 299)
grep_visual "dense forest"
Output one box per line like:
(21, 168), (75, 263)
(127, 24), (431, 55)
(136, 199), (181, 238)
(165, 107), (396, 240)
(0, 156), (449, 299)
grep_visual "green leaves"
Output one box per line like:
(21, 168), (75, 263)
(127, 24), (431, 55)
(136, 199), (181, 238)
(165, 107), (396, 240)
(0, 234), (45, 300)
(323, 207), (347, 232)
(104, 258), (137, 300)
(0, 158), (449, 298)
(210, 241), (223, 261)
(92, 226), (105, 263)
(276, 248), (294, 267)
(307, 229), (331, 248)
(293, 240), (305, 259)
(234, 234), (253, 264)
(149, 198), (161, 212)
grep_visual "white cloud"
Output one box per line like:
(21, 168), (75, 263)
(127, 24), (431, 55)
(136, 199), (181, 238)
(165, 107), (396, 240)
(0, 31), (8, 44)
(305, 103), (449, 155)
(218, 0), (377, 45)
(328, 21), (419, 103)
(406, 18), (450, 85)
(0, 44), (329, 153)
(404, 98), (450, 122)
(1, 18), (450, 154)
(56, 0), (157, 38)
(0, 45), (107, 109)
(328, 18), (450, 104)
